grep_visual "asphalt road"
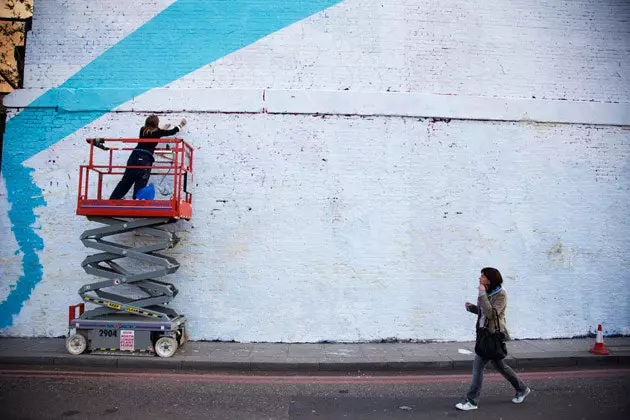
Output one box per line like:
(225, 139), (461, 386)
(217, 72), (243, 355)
(0, 366), (628, 419)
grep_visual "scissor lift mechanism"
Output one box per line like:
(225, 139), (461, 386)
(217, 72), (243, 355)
(66, 138), (193, 358)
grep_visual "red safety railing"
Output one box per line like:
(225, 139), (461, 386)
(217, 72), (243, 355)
(68, 303), (84, 324)
(77, 138), (194, 220)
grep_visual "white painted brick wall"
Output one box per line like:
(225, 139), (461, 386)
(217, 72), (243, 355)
(1, 0), (629, 340)
(2, 110), (629, 340)
(24, 0), (177, 87)
(23, 1), (630, 103)
(170, 0), (630, 102)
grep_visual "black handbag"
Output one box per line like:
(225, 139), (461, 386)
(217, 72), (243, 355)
(474, 308), (507, 360)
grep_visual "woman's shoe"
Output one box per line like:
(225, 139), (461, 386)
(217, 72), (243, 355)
(455, 401), (478, 411)
(512, 387), (531, 404)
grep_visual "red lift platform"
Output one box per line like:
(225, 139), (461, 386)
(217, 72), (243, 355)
(76, 138), (194, 219)
(67, 137), (194, 358)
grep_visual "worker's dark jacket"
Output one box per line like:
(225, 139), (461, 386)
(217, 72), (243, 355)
(134, 126), (181, 157)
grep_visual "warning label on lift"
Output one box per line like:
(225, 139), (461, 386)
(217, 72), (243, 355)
(120, 330), (134, 351)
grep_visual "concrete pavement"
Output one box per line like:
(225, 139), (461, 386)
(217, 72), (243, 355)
(1, 336), (629, 372)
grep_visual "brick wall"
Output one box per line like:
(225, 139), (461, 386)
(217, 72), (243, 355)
(1, 0), (629, 340)
(23, 0), (630, 102)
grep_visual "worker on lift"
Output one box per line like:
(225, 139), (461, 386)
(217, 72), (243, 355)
(109, 115), (187, 200)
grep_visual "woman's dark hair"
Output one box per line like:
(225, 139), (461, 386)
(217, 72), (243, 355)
(481, 267), (503, 291)
(141, 114), (160, 137)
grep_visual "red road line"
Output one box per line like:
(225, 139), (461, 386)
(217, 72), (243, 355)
(0, 368), (628, 385)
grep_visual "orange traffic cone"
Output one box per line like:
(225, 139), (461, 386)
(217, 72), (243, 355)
(589, 324), (609, 355)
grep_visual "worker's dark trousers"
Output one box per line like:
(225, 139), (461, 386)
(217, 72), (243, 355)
(109, 150), (154, 199)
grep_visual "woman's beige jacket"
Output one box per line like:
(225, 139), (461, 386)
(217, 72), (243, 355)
(466, 289), (511, 341)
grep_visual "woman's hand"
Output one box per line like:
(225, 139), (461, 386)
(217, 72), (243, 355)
(179, 118), (187, 128)
(478, 282), (486, 293)
(465, 302), (474, 310)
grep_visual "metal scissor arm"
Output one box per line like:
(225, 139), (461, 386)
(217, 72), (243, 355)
(76, 217), (184, 321)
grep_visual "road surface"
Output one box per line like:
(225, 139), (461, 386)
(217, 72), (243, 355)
(0, 366), (628, 419)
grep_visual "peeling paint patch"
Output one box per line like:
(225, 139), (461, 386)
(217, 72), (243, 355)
(547, 239), (574, 269)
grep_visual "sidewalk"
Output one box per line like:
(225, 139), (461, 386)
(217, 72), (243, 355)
(1, 337), (629, 372)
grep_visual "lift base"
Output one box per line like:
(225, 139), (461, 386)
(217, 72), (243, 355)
(67, 314), (187, 358)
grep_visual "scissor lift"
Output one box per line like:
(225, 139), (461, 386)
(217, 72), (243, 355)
(66, 137), (194, 358)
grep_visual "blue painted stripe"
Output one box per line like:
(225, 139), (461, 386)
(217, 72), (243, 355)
(0, 0), (342, 328)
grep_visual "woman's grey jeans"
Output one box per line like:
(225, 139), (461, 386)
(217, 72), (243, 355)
(466, 354), (527, 405)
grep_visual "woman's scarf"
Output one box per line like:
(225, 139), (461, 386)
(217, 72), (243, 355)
(486, 286), (502, 297)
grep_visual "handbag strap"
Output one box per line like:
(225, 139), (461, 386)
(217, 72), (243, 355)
(491, 307), (501, 332)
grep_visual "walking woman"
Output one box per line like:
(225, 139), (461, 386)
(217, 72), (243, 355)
(109, 115), (186, 200)
(456, 267), (531, 411)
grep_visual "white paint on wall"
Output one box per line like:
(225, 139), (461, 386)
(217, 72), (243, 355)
(167, 0), (630, 103)
(2, 110), (629, 340)
(2, 0), (630, 340)
(263, 90), (630, 125)
(0, 177), (22, 304)
(21, 0), (630, 104)
(24, 0), (178, 88)
(6, 88), (629, 125)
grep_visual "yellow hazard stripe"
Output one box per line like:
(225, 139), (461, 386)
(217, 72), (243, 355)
(84, 297), (158, 317)
(126, 307), (158, 317)
(83, 297), (122, 310)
